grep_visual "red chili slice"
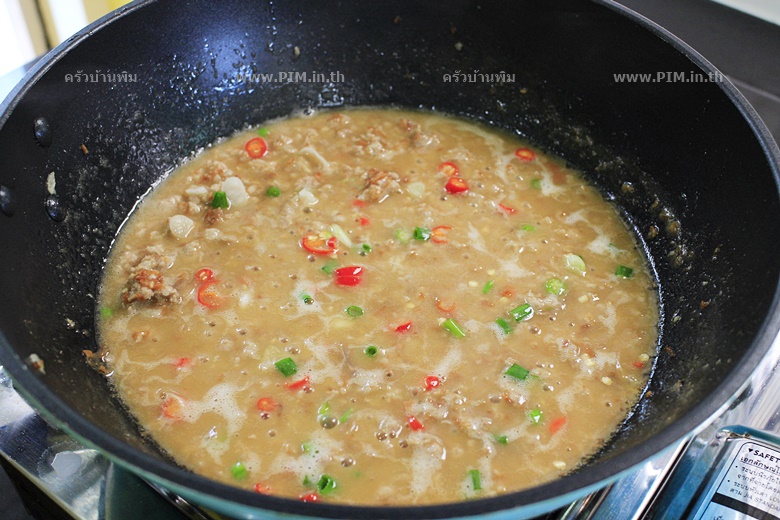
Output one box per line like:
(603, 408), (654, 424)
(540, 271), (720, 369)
(173, 357), (191, 369)
(633, 361), (645, 369)
(438, 161), (459, 177)
(285, 376), (310, 390)
(352, 199), (366, 207)
(515, 148), (535, 162)
(195, 268), (214, 283)
(424, 376), (441, 391)
(445, 177), (469, 194)
(395, 321), (412, 333)
(256, 397), (278, 412)
(301, 233), (338, 255)
(245, 137), (268, 158)
(408, 415), (424, 431)
(197, 280), (223, 309)
(334, 265), (364, 287)
(300, 492), (320, 502)
(497, 203), (517, 215)
(358, 217), (370, 227)
(435, 298), (456, 313)
(254, 483), (272, 495)
(549, 416), (567, 434)
(431, 225), (452, 244)
(162, 395), (185, 420)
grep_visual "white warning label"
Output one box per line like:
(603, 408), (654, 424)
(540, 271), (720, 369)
(696, 441), (780, 520)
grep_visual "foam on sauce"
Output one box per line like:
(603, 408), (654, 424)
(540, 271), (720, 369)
(97, 109), (659, 505)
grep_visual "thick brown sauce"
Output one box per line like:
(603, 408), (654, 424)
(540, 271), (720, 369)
(98, 109), (658, 505)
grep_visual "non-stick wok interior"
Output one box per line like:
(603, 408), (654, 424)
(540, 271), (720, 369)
(1, 0), (779, 517)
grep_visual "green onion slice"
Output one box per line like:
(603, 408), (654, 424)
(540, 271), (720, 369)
(469, 469), (482, 491)
(321, 260), (338, 275)
(317, 474), (337, 494)
(563, 253), (586, 274)
(100, 306), (113, 319)
(530, 179), (542, 190)
(395, 229), (412, 244)
(413, 226), (432, 241)
(230, 462), (248, 480)
(257, 127), (270, 137)
(365, 345), (378, 357)
(528, 407), (543, 424)
(266, 186), (281, 197)
(615, 265), (634, 278)
(545, 277), (566, 295)
(274, 357), (298, 377)
(482, 280), (495, 294)
(505, 363), (530, 381)
(441, 318), (467, 338)
(339, 409), (354, 423)
(521, 224), (536, 232)
(509, 303), (534, 322)
(361, 243), (372, 253)
(317, 402), (331, 415)
(211, 191), (229, 209)
(495, 317), (512, 334)
(346, 305), (363, 317)
(494, 434), (508, 445)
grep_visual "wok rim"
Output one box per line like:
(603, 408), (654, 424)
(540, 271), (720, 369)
(1, 0), (779, 518)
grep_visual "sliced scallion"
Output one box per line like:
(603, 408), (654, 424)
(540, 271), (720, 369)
(317, 474), (337, 494)
(509, 303), (534, 322)
(230, 461), (248, 480)
(364, 345), (378, 357)
(361, 243), (372, 254)
(505, 363), (530, 381)
(563, 253), (586, 274)
(275, 357), (298, 377)
(441, 318), (466, 338)
(302, 294), (313, 305)
(211, 191), (229, 209)
(530, 179), (542, 190)
(100, 306), (113, 319)
(545, 277), (566, 295)
(346, 305), (363, 317)
(339, 409), (354, 423)
(521, 224), (536, 232)
(482, 280), (495, 294)
(615, 265), (634, 278)
(266, 186), (281, 197)
(413, 226), (432, 241)
(528, 407), (543, 424)
(330, 224), (352, 248)
(395, 229), (412, 244)
(321, 260), (338, 275)
(495, 317), (512, 334)
(317, 402), (331, 415)
(257, 127), (270, 137)
(469, 469), (482, 491)
(494, 434), (508, 445)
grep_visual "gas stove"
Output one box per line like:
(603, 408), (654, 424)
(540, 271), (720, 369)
(1, 1), (779, 519)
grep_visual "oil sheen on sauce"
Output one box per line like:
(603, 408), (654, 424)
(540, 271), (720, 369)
(97, 109), (659, 505)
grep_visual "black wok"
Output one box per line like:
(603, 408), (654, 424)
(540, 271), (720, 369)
(1, 0), (779, 518)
